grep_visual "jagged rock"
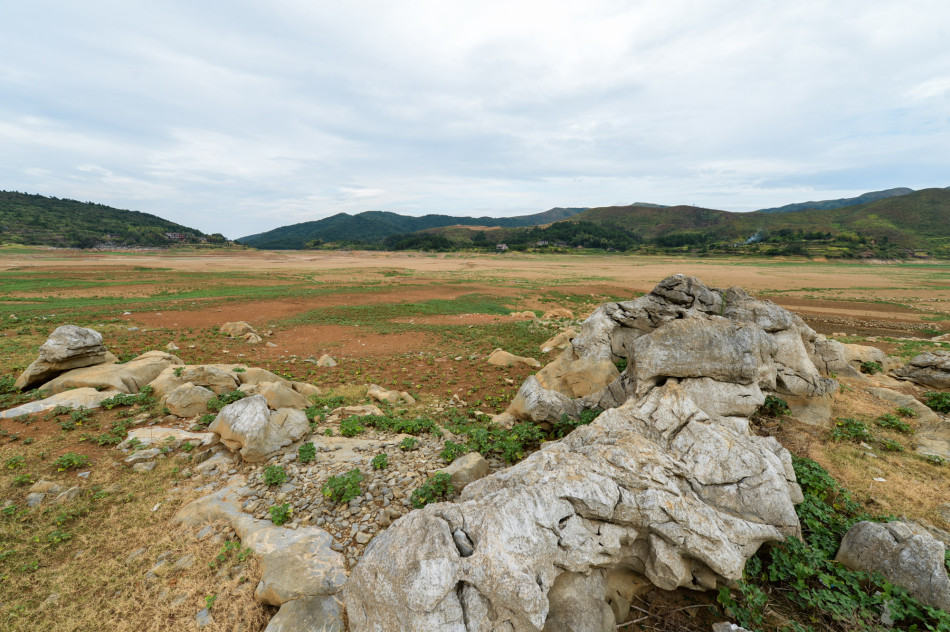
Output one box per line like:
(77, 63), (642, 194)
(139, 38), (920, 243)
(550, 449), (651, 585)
(220, 321), (256, 337)
(893, 351), (950, 389)
(208, 396), (308, 461)
(540, 329), (576, 354)
(542, 308), (573, 320)
(0, 387), (118, 419)
(346, 383), (801, 631)
(162, 383), (215, 417)
(244, 332), (263, 344)
(442, 452), (490, 492)
(40, 350), (182, 395)
(836, 520), (950, 611)
(487, 349), (541, 368)
(149, 364), (240, 397)
(505, 275), (841, 428)
(315, 354), (338, 368)
(175, 480), (346, 632)
(15, 325), (116, 390)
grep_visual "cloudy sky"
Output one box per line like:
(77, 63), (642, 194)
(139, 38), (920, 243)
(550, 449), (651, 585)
(2, 1), (948, 238)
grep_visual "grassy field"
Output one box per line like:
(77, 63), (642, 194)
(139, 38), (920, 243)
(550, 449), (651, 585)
(1, 249), (949, 631)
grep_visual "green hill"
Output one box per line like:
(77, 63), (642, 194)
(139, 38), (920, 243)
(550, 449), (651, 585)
(236, 207), (587, 249)
(756, 187), (915, 214)
(0, 191), (213, 248)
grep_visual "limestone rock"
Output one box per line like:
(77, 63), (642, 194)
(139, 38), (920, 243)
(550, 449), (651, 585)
(264, 595), (345, 632)
(893, 351), (950, 389)
(209, 396), (307, 461)
(542, 308), (573, 320)
(244, 332), (263, 344)
(162, 383), (215, 417)
(15, 325), (115, 390)
(535, 347), (619, 398)
(836, 520), (950, 611)
(149, 364), (240, 397)
(316, 354), (338, 367)
(443, 452), (490, 492)
(292, 381), (322, 398)
(325, 405), (383, 423)
(119, 427), (214, 450)
(487, 348), (541, 368)
(40, 350), (182, 395)
(254, 382), (311, 410)
(368, 384), (402, 405)
(540, 328), (577, 354)
(0, 387), (118, 419)
(510, 311), (537, 319)
(220, 321), (256, 337)
(237, 367), (291, 387)
(346, 383), (800, 632)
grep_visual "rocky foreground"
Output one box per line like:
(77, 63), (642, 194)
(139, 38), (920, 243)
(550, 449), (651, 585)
(6, 274), (950, 631)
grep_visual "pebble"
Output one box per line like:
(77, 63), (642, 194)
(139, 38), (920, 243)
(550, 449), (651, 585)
(195, 608), (214, 627)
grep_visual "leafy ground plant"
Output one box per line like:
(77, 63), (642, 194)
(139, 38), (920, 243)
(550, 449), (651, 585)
(371, 453), (388, 470)
(410, 472), (454, 509)
(925, 391), (950, 414)
(263, 465), (287, 486)
(322, 469), (362, 504)
(298, 441), (316, 464)
(53, 452), (89, 471)
(269, 503), (292, 526)
(876, 413), (912, 434)
(207, 390), (247, 411)
(860, 360), (883, 375)
(830, 417), (873, 443)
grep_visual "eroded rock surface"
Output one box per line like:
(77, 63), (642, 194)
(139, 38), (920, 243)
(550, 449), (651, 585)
(893, 350), (950, 389)
(41, 350), (182, 395)
(15, 325), (116, 390)
(208, 395), (308, 462)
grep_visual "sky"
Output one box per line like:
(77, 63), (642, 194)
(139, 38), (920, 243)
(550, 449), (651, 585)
(1, 1), (949, 238)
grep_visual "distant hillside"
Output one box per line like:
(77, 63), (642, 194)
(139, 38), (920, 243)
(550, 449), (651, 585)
(237, 207), (587, 249)
(756, 187), (914, 214)
(0, 191), (213, 248)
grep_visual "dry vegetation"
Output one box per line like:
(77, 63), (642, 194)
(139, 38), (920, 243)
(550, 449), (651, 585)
(1, 249), (949, 631)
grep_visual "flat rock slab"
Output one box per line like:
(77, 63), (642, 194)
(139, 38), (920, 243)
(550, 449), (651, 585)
(0, 387), (119, 418)
(121, 427), (216, 449)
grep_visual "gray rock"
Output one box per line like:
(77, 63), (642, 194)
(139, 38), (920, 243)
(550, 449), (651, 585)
(712, 623), (752, 632)
(265, 595), (345, 632)
(40, 351), (182, 395)
(125, 448), (160, 464)
(1, 387), (118, 419)
(162, 382), (215, 417)
(443, 452), (490, 492)
(195, 607), (214, 627)
(208, 396), (307, 462)
(836, 520), (950, 611)
(15, 325), (114, 390)
(132, 461), (157, 472)
(893, 350), (950, 389)
(345, 383), (801, 632)
(25, 492), (45, 507)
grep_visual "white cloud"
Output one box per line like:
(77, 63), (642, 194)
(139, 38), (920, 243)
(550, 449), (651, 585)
(1, 0), (948, 237)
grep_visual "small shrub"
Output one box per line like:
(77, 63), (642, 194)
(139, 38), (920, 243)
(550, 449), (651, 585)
(324, 428), (333, 436)
(830, 418), (873, 443)
(12, 473), (33, 486)
(322, 469), (363, 504)
(173, 367), (184, 378)
(925, 391), (950, 414)
(195, 413), (216, 429)
(881, 438), (905, 452)
(876, 413), (912, 434)
(5, 455), (25, 470)
(399, 437), (417, 451)
(269, 503), (292, 526)
(613, 357), (628, 372)
(925, 454), (945, 466)
(371, 453), (388, 470)
(757, 394), (790, 417)
(339, 417), (365, 437)
(551, 408), (602, 439)
(232, 367), (246, 373)
(263, 465), (287, 486)
(180, 441), (196, 452)
(209, 540), (252, 569)
(207, 390), (247, 411)
(101, 385), (155, 409)
(298, 441), (316, 464)
(860, 360), (883, 375)
(410, 472), (454, 509)
(53, 452), (89, 471)
(896, 406), (918, 418)
(440, 440), (468, 463)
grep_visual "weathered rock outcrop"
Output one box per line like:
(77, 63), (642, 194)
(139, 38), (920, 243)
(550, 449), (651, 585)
(0, 387), (118, 419)
(149, 364), (241, 398)
(836, 520), (950, 612)
(175, 480), (346, 632)
(162, 382), (215, 417)
(504, 275), (842, 429)
(346, 383), (803, 631)
(208, 395), (308, 462)
(41, 350), (182, 395)
(15, 325), (116, 390)
(893, 350), (950, 389)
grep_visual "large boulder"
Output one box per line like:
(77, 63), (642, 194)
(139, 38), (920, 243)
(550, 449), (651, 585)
(220, 321), (256, 337)
(346, 383), (802, 631)
(40, 350), (182, 395)
(893, 351), (950, 389)
(836, 520), (950, 611)
(15, 325), (116, 390)
(149, 364), (241, 397)
(239, 381), (311, 410)
(504, 275), (842, 428)
(162, 382), (215, 418)
(208, 396), (308, 461)
(0, 387), (119, 419)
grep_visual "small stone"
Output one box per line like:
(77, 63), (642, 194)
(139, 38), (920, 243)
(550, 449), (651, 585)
(195, 608), (214, 627)
(125, 547), (146, 564)
(355, 532), (372, 545)
(132, 462), (157, 473)
(25, 492), (45, 507)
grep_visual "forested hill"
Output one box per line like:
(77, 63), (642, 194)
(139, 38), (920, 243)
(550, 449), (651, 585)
(237, 207), (587, 249)
(0, 191), (214, 248)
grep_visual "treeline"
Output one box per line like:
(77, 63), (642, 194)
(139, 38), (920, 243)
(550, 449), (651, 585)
(0, 191), (213, 248)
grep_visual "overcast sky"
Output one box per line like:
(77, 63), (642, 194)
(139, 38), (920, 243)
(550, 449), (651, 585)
(2, 1), (948, 238)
